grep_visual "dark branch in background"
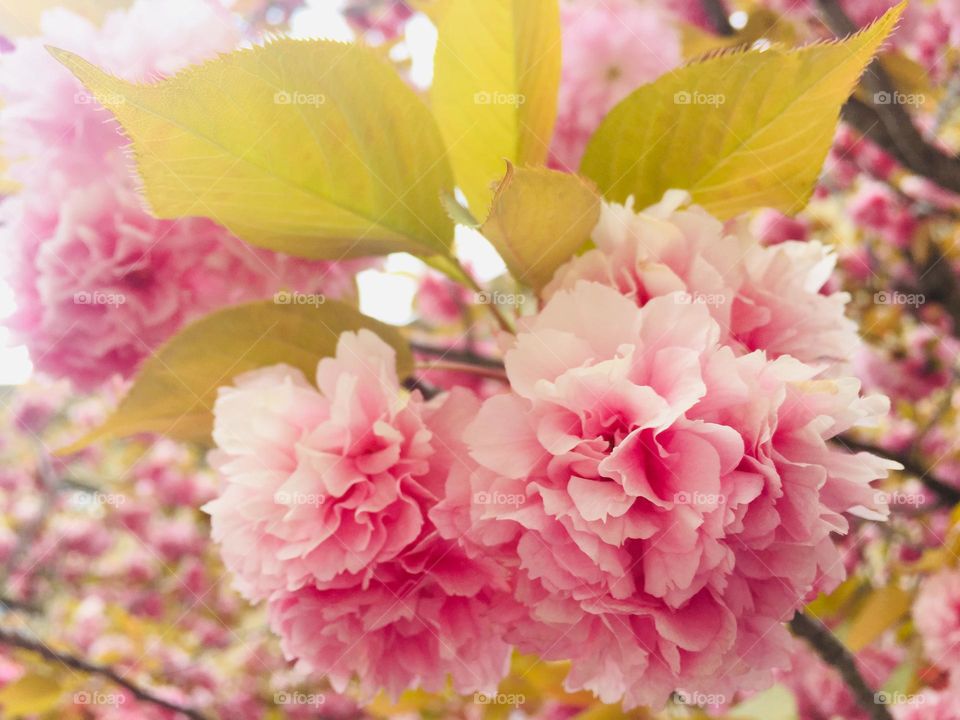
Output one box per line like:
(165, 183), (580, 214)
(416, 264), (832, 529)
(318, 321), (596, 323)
(818, 0), (960, 193)
(699, 0), (735, 36)
(789, 612), (892, 720)
(0, 595), (41, 614)
(0, 627), (210, 720)
(409, 341), (506, 370)
(403, 376), (441, 400)
(906, 243), (960, 333)
(834, 434), (960, 504)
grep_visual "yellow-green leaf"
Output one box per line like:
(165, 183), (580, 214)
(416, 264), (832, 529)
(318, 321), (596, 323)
(0, 673), (64, 717)
(481, 164), (600, 290)
(58, 300), (413, 453)
(729, 684), (797, 720)
(845, 584), (912, 652)
(50, 40), (454, 259)
(431, 0), (561, 214)
(580, 2), (904, 219)
(804, 576), (864, 619)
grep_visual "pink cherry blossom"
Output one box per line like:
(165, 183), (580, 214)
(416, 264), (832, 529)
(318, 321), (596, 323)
(0, 0), (369, 390)
(914, 569), (960, 674)
(545, 191), (859, 365)
(343, 0), (413, 42)
(777, 640), (901, 720)
(206, 331), (512, 696)
(204, 330), (434, 599)
(854, 325), (960, 404)
(661, 0), (712, 30)
(415, 271), (471, 326)
(848, 179), (918, 248)
(891, 686), (960, 720)
(549, 0), (681, 171)
(751, 209), (810, 246)
(460, 281), (894, 709)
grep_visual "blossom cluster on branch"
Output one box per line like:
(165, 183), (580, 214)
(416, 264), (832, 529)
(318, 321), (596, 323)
(4, 0), (960, 719)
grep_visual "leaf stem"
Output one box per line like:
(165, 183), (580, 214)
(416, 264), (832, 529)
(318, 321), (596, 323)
(461, 269), (515, 334)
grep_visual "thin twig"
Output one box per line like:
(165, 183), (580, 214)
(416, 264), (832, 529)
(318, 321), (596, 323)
(789, 611), (892, 720)
(462, 273), (515, 334)
(0, 627), (210, 720)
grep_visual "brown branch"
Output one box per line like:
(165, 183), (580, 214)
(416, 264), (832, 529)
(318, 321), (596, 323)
(415, 360), (509, 382)
(0, 596), (41, 614)
(402, 376), (441, 400)
(818, 0), (960, 194)
(0, 627), (210, 720)
(789, 611), (893, 720)
(700, 0), (734, 36)
(409, 341), (505, 370)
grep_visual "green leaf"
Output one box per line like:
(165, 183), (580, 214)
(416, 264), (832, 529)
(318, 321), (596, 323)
(844, 584), (912, 652)
(481, 163), (600, 291)
(441, 190), (480, 228)
(580, 2), (904, 219)
(58, 300), (413, 453)
(729, 684), (797, 720)
(431, 0), (561, 215)
(49, 40), (455, 259)
(0, 673), (64, 718)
